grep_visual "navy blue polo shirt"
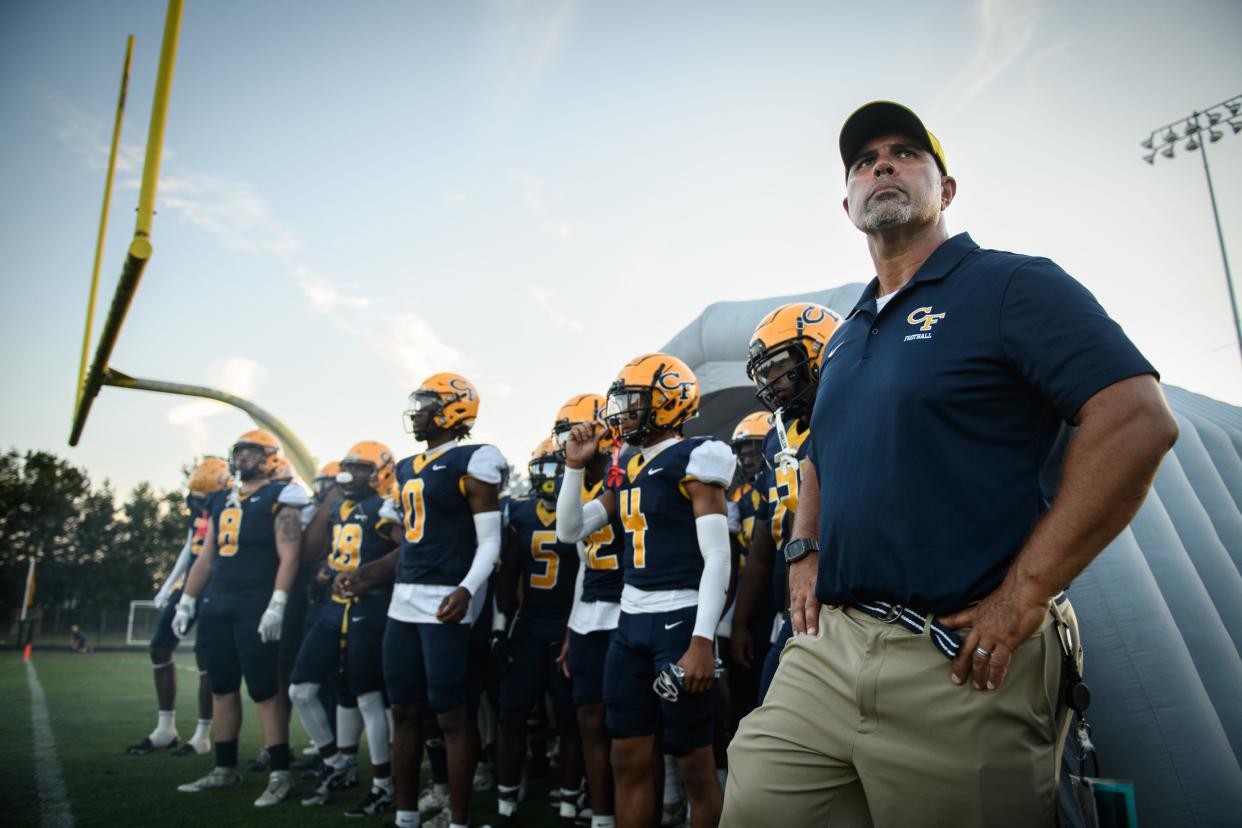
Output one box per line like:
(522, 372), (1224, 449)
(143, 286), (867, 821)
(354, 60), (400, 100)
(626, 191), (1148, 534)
(810, 232), (1156, 613)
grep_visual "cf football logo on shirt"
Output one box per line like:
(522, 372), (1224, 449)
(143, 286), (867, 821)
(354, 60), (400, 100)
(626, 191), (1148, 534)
(906, 307), (947, 332)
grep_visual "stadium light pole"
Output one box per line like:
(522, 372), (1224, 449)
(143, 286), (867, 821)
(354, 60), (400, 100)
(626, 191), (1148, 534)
(1142, 94), (1242, 365)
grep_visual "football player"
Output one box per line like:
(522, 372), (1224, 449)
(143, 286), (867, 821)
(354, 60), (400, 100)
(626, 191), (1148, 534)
(290, 441), (401, 814)
(723, 412), (776, 718)
(128, 457), (232, 757)
(489, 438), (583, 828)
(740, 303), (840, 703)
(337, 374), (506, 828)
(551, 393), (623, 828)
(557, 354), (735, 828)
(171, 429), (311, 807)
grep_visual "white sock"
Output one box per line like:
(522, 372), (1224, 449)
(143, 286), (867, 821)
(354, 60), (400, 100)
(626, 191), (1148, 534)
(395, 810), (421, 828)
(717, 767), (728, 790)
(498, 787), (519, 816)
(338, 703), (364, 751)
(450, 823), (468, 828)
(592, 817), (617, 828)
(325, 752), (352, 770)
(663, 753), (682, 805)
(373, 775), (393, 793)
(150, 710), (176, 744)
(191, 719), (212, 744)
(356, 692), (390, 765)
(289, 682), (334, 749)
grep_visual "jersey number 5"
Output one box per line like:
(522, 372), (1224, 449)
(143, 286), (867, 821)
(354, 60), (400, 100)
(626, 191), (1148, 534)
(530, 530), (560, 590)
(619, 489), (649, 568)
(218, 508), (242, 557)
(401, 479), (426, 543)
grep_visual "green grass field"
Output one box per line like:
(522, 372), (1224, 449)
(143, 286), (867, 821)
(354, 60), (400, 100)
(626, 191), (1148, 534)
(3, 648), (564, 827)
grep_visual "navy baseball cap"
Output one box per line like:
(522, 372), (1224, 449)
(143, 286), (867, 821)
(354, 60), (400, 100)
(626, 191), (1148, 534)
(839, 101), (948, 176)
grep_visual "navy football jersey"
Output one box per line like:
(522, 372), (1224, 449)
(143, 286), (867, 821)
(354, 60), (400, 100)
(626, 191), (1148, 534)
(614, 437), (732, 593)
(763, 418), (812, 606)
(394, 444), (497, 586)
(580, 479), (624, 603)
(207, 481), (301, 596)
(506, 496), (579, 619)
(327, 495), (398, 581)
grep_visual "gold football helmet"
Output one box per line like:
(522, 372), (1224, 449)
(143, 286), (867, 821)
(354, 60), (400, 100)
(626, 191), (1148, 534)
(605, 352), (699, 444)
(404, 373), (480, 439)
(746, 302), (841, 417)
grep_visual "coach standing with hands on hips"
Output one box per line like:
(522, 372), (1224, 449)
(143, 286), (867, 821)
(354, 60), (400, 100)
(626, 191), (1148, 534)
(721, 101), (1179, 826)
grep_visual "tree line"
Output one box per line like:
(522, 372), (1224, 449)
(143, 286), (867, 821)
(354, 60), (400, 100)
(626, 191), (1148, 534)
(0, 449), (186, 628)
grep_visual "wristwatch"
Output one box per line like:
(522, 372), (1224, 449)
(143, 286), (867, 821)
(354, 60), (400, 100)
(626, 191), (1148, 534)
(783, 537), (819, 565)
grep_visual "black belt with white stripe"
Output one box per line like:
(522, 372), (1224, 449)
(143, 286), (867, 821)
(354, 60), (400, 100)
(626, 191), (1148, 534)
(848, 591), (1069, 662)
(848, 600), (963, 660)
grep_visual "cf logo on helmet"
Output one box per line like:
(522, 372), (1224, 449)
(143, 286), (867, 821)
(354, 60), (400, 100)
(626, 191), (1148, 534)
(906, 307), (947, 332)
(801, 306), (828, 325)
(448, 377), (476, 400)
(656, 371), (692, 401)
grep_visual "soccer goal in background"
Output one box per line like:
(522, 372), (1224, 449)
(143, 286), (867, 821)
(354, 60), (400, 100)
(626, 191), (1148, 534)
(127, 600), (192, 646)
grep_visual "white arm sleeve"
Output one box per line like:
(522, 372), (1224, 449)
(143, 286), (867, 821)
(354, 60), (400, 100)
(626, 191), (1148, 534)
(159, 530), (195, 597)
(466, 445), (507, 485)
(460, 510), (502, 597)
(555, 467), (608, 543)
(692, 513), (732, 640)
(726, 500), (742, 534)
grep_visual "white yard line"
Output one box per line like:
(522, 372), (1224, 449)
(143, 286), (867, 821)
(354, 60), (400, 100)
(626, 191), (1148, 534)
(25, 661), (75, 828)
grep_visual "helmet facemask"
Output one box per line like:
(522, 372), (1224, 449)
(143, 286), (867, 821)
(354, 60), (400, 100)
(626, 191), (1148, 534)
(337, 461), (376, 501)
(528, 455), (564, 504)
(747, 342), (818, 421)
(732, 438), (767, 480)
(605, 386), (654, 445)
(229, 443), (268, 481)
(404, 390), (445, 442)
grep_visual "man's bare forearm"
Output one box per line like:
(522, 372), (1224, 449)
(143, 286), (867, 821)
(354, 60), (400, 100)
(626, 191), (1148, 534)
(791, 460), (820, 541)
(732, 520), (774, 629)
(1009, 376), (1177, 602)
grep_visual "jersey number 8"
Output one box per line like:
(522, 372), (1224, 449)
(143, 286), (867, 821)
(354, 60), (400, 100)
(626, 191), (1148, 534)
(218, 508), (242, 557)
(331, 523), (363, 572)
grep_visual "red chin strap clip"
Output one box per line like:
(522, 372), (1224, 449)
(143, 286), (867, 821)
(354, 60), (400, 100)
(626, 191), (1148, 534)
(605, 441), (625, 488)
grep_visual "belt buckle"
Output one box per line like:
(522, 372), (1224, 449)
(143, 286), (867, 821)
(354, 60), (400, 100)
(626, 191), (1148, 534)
(881, 604), (904, 624)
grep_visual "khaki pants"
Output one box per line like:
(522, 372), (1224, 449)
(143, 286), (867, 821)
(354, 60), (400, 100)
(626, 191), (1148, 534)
(722, 603), (1077, 827)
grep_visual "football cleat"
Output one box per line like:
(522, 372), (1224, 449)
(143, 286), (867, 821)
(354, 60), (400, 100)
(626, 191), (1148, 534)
(472, 760), (496, 792)
(404, 373), (480, 440)
(126, 735), (178, 755)
(255, 770), (296, 807)
(344, 785), (395, 817)
(248, 747), (270, 772)
(605, 353), (700, 444)
(301, 760), (359, 805)
(423, 811), (452, 828)
(170, 739), (210, 757)
(419, 783), (450, 812)
(746, 302), (842, 418)
(339, 440), (397, 500)
(177, 766), (242, 793)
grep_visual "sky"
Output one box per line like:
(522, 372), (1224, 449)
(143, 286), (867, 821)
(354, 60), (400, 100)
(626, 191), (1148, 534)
(2, 0), (1241, 497)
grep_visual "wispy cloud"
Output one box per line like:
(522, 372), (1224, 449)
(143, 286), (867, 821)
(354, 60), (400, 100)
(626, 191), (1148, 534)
(930, 0), (1040, 118)
(528, 285), (584, 332)
(159, 173), (301, 256)
(516, 170), (576, 238)
(166, 357), (266, 451)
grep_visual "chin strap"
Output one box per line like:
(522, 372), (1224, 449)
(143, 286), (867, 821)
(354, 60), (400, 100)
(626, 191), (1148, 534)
(772, 408), (799, 473)
(606, 441), (625, 488)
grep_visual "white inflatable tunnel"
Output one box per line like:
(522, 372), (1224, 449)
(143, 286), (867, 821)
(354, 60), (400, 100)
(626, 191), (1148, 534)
(662, 286), (1242, 826)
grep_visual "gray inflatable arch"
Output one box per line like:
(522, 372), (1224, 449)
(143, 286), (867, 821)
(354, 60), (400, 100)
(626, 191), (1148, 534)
(661, 286), (1242, 826)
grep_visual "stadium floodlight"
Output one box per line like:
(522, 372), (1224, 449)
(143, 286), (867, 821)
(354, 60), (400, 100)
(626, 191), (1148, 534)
(1141, 134), (1155, 150)
(67, 0), (319, 485)
(1141, 93), (1242, 366)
